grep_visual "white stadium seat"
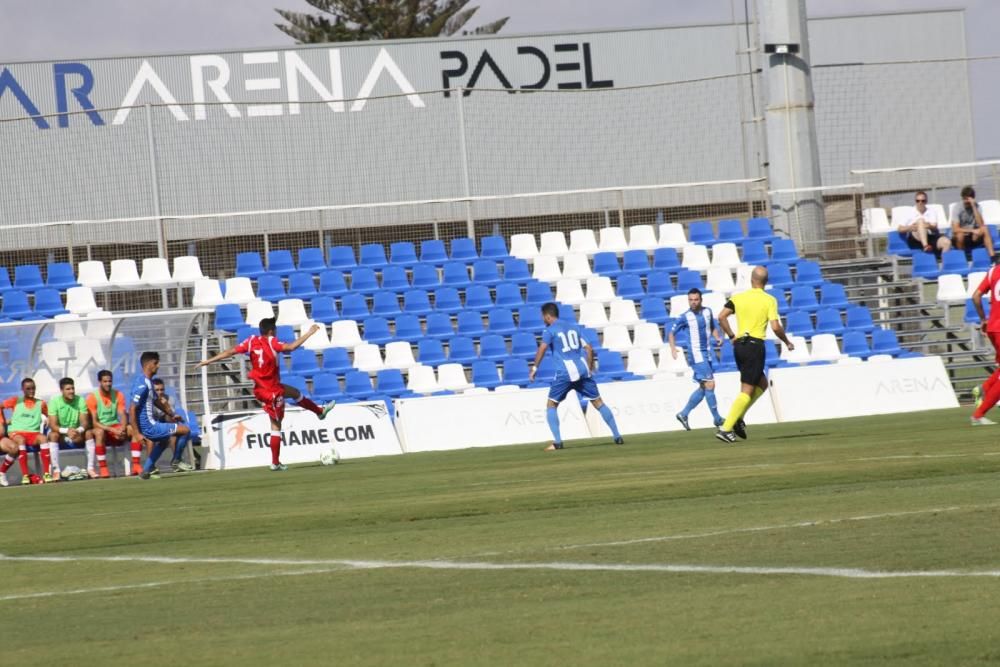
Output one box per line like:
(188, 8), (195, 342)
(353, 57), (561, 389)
(657, 346), (690, 374)
(601, 324), (633, 353)
(77, 261), (109, 290)
(383, 341), (418, 370)
(244, 300), (275, 326)
(172, 255), (204, 285)
(41, 341), (72, 374)
(631, 321), (664, 349)
(510, 233), (539, 261)
(561, 253), (594, 280)
(702, 292), (728, 316)
(657, 223), (689, 249)
(936, 274), (967, 304)
(531, 255), (562, 282)
(861, 208), (891, 236)
(555, 278), (586, 305)
(584, 276), (617, 303)
(705, 267), (735, 295)
(809, 333), (844, 362)
(224, 277), (256, 306)
(735, 263), (753, 290)
(891, 206), (916, 231)
(980, 199), (1000, 225)
(329, 320), (363, 349)
(32, 369), (60, 398)
(568, 229), (599, 255)
(577, 301), (609, 330)
(608, 299), (640, 326)
(437, 363), (472, 391)
(300, 320), (331, 351)
(867, 354), (894, 363)
(140, 258), (174, 287)
(598, 227), (629, 254)
(966, 271), (987, 298)
(84, 314), (115, 340)
(52, 314), (85, 342)
(627, 225), (658, 251)
(108, 259), (143, 289)
(493, 384), (521, 394)
(780, 335), (811, 364)
(669, 294), (690, 318)
(407, 365), (440, 394)
(276, 298), (309, 327)
(626, 348), (658, 376)
(539, 231), (569, 256)
(66, 286), (99, 315)
(192, 279), (225, 308)
(352, 343), (384, 373)
(928, 203), (948, 228)
(711, 243), (741, 270)
(681, 244), (711, 272)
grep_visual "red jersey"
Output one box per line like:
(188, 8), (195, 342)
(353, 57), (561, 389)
(977, 266), (1000, 332)
(235, 335), (285, 389)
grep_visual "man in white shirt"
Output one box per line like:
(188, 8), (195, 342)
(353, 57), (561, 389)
(898, 190), (951, 254)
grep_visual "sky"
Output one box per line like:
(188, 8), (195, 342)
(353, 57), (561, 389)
(1, 0), (998, 155)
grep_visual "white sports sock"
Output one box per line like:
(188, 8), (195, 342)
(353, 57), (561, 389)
(49, 441), (61, 471)
(85, 439), (96, 469)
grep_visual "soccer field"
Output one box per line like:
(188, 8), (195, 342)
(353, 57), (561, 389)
(3, 407), (999, 666)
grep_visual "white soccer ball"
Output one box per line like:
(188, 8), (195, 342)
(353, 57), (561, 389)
(319, 448), (340, 466)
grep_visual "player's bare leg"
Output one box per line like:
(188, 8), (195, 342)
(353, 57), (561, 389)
(282, 384), (335, 420)
(267, 415), (287, 471)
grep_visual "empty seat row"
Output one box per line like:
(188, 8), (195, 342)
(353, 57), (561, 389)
(1, 286), (102, 320)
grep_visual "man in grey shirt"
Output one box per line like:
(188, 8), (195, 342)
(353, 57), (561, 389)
(951, 185), (995, 256)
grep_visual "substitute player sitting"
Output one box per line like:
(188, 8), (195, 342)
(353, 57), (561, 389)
(195, 318), (335, 471)
(151, 379), (194, 473)
(528, 302), (623, 451)
(669, 288), (725, 430)
(131, 351), (190, 480)
(87, 369), (133, 477)
(2, 378), (50, 484)
(47, 377), (96, 481)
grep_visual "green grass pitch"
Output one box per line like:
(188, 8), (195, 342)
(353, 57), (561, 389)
(2, 407), (1000, 666)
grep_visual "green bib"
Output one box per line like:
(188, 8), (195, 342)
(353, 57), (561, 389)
(9, 398), (42, 432)
(91, 390), (121, 426)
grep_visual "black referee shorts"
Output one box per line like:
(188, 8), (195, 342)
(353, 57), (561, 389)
(733, 336), (766, 385)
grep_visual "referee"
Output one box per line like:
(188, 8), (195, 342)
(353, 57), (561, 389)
(715, 265), (795, 443)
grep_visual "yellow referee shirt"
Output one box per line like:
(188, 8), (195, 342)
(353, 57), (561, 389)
(725, 288), (779, 340)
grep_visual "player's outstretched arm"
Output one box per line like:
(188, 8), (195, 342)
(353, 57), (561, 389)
(529, 342), (549, 382)
(195, 347), (239, 369)
(282, 324), (320, 352)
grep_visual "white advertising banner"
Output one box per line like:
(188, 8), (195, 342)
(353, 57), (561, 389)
(394, 388), (589, 453)
(585, 373), (778, 437)
(206, 403), (403, 470)
(767, 356), (958, 421)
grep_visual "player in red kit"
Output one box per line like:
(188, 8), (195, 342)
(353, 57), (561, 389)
(970, 263), (1000, 424)
(195, 317), (335, 469)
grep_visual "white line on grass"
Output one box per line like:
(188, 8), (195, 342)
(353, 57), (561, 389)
(1, 552), (1000, 581)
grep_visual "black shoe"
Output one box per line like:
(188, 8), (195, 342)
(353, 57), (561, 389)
(715, 429), (737, 444)
(733, 419), (747, 440)
(613, 437), (624, 445)
(675, 413), (690, 431)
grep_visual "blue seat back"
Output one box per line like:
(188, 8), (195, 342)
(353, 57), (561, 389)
(411, 263), (440, 289)
(322, 348), (352, 372)
(789, 285), (818, 310)
(213, 304), (244, 331)
(267, 250), (295, 275)
(502, 258), (531, 282)
(297, 247), (326, 271)
(785, 311), (814, 336)
(464, 285), (494, 310)
(288, 272), (317, 297)
(289, 348), (319, 374)
(345, 370), (373, 396)
(256, 274), (286, 301)
(717, 219), (745, 243)
(487, 307), (516, 333)
(403, 289), (433, 314)
(376, 369), (407, 394)
(688, 221), (715, 245)
(425, 312), (454, 337)
(621, 250), (649, 273)
(394, 314), (422, 341)
(652, 248), (680, 271)
(472, 259), (501, 284)
(418, 339), (447, 365)
(14, 264), (43, 290)
(770, 239), (800, 263)
(350, 268), (380, 293)
(741, 241), (768, 265)
(380, 266), (410, 291)
(495, 283), (524, 307)
(340, 293), (370, 320)
(457, 311), (485, 336)
(676, 269), (704, 292)
(616, 273), (645, 298)
(480, 235), (509, 259)
(471, 360), (500, 386)
(328, 246), (357, 270)
(450, 237), (478, 261)
(747, 217), (776, 241)
(502, 358), (531, 385)
(45, 262), (78, 288)
(448, 336), (477, 362)
(442, 262), (471, 287)
(433, 287), (463, 313)
(318, 270), (348, 296)
(310, 296), (339, 323)
(819, 282), (847, 306)
(389, 242), (418, 265)
(479, 333), (508, 359)
(510, 331), (538, 358)
(525, 282), (553, 305)
(371, 292), (401, 316)
(419, 240), (448, 264)
(359, 243), (388, 268)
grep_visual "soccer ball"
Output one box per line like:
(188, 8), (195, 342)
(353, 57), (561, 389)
(319, 448), (340, 466)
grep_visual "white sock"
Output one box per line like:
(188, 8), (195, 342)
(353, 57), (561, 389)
(49, 442), (61, 472)
(85, 439), (96, 470)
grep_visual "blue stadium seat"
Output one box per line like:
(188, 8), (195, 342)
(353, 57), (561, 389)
(340, 293), (370, 320)
(592, 252), (621, 277)
(886, 232), (912, 258)
(595, 350), (636, 382)
(842, 331), (871, 359)
(845, 305), (875, 333)
(479, 333), (509, 361)
(464, 285), (494, 312)
(794, 260), (824, 287)
(425, 312), (454, 339)
(433, 287), (463, 314)
(312, 373), (344, 402)
(652, 248), (681, 272)
(766, 263), (795, 289)
(394, 314), (422, 342)
(350, 267), (380, 294)
(318, 270), (349, 297)
(359, 243), (389, 270)
(417, 338), (447, 366)
(964, 298), (990, 325)
(676, 269), (704, 293)
(510, 331), (538, 359)
(266, 250), (296, 276)
(814, 308), (845, 336)
(480, 235), (509, 260)
(819, 282), (849, 309)
(235, 325), (255, 343)
(717, 219), (745, 244)
(717, 339), (737, 372)
(321, 348), (353, 374)
(327, 246), (357, 272)
(402, 289), (433, 316)
(389, 242), (418, 267)
(971, 248), (992, 272)
(411, 263), (440, 289)
(344, 371), (376, 400)
(746, 217), (777, 243)
(639, 296), (671, 325)
(688, 221), (716, 246)
(362, 317), (393, 344)
(529, 356), (556, 386)
(371, 292), (401, 317)
(287, 272), (317, 299)
(785, 311), (815, 338)
(447, 336), (477, 364)
(449, 237), (478, 261)
(456, 311), (485, 337)
(297, 247), (327, 273)
(940, 249), (971, 277)
(0, 267), (12, 293)
(376, 369), (415, 398)
(45, 263), (78, 289)
(741, 241), (769, 265)
(13, 265), (44, 291)
(646, 271), (675, 299)
(524, 282), (553, 305)
(419, 240), (448, 265)
(275, 325), (296, 343)
(283, 375), (308, 397)
(471, 360), (501, 388)
(789, 285), (820, 313)
(472, 259), (503, 286)
(442, 262), (471, 288)
(501, 358), (531, 387)
(621, 249), (650, 275)
(256, 274), (286, 302)
(517, 307), (546, 333)
(32, 288), (67, 317)
(910, 252), (940, 280)
(487, 308), (517, 335)
(762, 340), (785, 368)
(502, 258), (532, 285)
(766, 287), (790, 316)
(769, 239), (800, 264)
(235, 252), (266, 279)
(495, 283), (525, 308)
(310, 296), (339, 324)
(616, 273), (645, 299)
(379, 266), (410, 292)
(871, 328), (903, 356)
(214, 304), (245, 332)
(287, 348), (320, 378)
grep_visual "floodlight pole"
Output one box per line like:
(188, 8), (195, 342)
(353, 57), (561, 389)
(759, 0), (825, 249)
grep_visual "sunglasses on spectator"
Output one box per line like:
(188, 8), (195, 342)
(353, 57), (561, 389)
(915, 199), (927, 203)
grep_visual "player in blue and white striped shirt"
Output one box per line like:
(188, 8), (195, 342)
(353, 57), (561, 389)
(669, 288), (725, 430)
(529, 303), (623, 451)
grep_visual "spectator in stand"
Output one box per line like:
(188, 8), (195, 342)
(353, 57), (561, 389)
(86, 370), (133, 478)
(0, 379), (49, 485)
(151, 379), (194, 473)
(47, 377), (95, 481)
(898, 190), (950, 255)
(951, 185), (995, 256)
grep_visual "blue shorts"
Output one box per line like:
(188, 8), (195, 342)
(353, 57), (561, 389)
(139, 421), (178, 442)
(548, 376), (600, 403)
(688, 358), (715, 385)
